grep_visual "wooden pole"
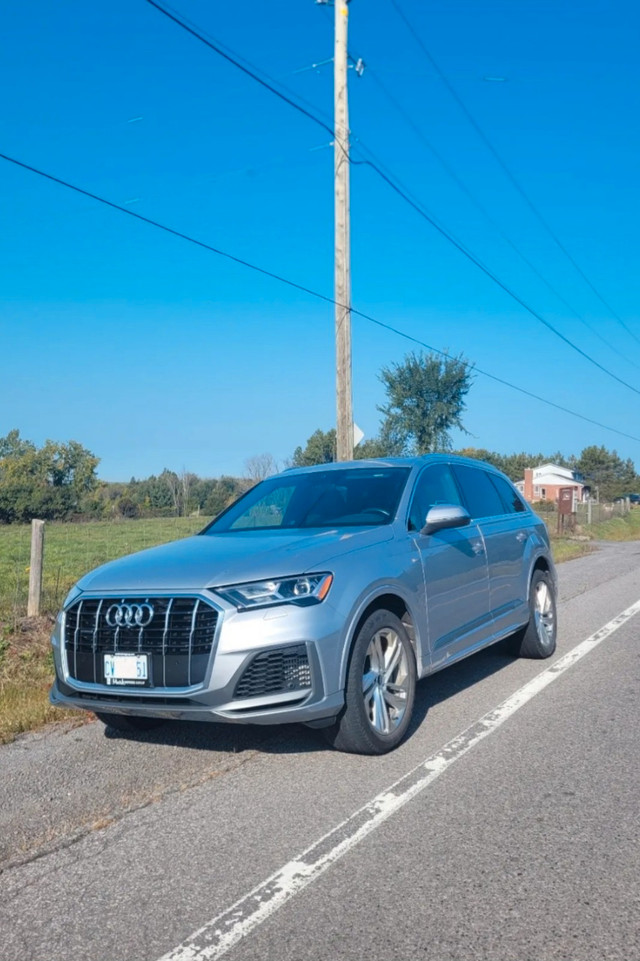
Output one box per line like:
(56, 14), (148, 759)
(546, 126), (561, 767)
(27, 519), (45, 617)
(334, 0), (353, 461)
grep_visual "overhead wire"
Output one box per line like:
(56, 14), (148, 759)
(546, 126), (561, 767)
(142, 0), (640, 397)
(144, 0), (335, 138)
(2, 148), (639, 447)
(353, 153), (640, 398)
(366, 67), (640, 374)
(0, 152), (336, 306)
(388, 0), (640, 349)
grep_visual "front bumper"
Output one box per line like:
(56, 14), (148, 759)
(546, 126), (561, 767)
(50, 589), (346, 726)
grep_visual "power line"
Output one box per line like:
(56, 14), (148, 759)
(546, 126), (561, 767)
(144, 0), (335, 138)
(157, 0), (337, 131)
(141, 0), (640, 397)
(352, 154), (640, 398)
(351, 310), (640, 447)
(0, 152), (336, 306)
(366, 67), (640, 374)
(2, 149), (639, 446)
(388, 0), (640, 349)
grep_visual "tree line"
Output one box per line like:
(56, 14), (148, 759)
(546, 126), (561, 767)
(1, 351), (638, 522)
(2, 426), (635, 525)
(291, 431), (638, 503)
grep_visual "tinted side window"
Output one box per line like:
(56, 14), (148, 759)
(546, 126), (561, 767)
(490, 473), (527, 514)
(450, 465), (506, 519)
(408, 464), (462, 531)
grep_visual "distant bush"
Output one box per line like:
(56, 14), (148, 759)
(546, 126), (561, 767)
(532, 499), (556, 513)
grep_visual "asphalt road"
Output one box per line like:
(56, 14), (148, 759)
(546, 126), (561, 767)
(1, 541), (639, 961)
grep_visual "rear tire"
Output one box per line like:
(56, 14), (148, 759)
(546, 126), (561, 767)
(324, 609), (416, 755)
(508, 569), (557, 659)
(95, 712), (166, 733)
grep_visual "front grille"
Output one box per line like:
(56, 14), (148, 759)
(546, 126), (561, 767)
(64, 596), (219, 688)
(234, 645), (312, 699)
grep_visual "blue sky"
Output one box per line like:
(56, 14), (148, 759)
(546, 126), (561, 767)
(1, 0), (639, 480)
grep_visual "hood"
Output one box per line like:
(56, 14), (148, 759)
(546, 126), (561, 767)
(76, 526), (394, 593)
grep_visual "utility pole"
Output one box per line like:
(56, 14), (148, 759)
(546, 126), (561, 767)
(334, 0), (353, 461)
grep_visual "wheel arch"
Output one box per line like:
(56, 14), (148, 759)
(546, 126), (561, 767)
(341, 592), (421, 688)
(528, 553), (555, 601)
(532, 555), (551, 575)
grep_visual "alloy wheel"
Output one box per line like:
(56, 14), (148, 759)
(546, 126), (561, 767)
(534, 580), (555, 645)
(361, 627), (410, 735)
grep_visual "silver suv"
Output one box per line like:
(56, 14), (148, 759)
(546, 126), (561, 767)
(50, 456), (557, 754)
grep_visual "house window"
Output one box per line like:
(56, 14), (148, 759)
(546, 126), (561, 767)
(540, 488), (547, 499)
(533, 485), (541, 497)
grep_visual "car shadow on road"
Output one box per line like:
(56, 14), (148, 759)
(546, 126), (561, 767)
(403, 641), (514, 743)
(103, 641), (516, 756)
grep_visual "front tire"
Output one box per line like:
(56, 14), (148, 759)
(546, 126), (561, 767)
(508, 569), (557, 659)
(324, 609), (416, 755)
(95, 712), (166, 734)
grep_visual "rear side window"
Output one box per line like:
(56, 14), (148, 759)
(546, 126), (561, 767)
(450, 464), (506, 520)
(489, 473), (528, 514)
(408, 464), (462, 530)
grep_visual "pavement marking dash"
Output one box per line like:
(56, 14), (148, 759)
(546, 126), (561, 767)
(158, 598), (640, 961)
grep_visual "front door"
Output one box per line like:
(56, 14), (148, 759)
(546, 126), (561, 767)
(408, 464), (491, 667)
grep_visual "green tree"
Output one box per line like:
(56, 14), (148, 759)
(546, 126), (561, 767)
(202, 476), (247, 516)
(455, 448), (551, 482)
(378, 351), (473, 455)
(291, 429), (337, 467)
(575, 445), (638, 502)
(0, 430), (99, 523)
(354, 436), (392, 459)
(0, 428), (36, 459)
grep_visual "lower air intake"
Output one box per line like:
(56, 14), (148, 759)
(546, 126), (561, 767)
(234, 645), (311, 699)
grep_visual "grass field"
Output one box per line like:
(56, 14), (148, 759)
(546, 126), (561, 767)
(587, 507), (640, 541)
(0, 515), (211, 622)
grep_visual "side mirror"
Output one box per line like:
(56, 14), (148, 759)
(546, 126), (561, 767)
(421, 504), (471, 535)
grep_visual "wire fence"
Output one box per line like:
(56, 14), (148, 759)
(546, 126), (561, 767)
(533, 499), (632, 526)
(0, 515), (210, 624)
(575, 500), (632, 525)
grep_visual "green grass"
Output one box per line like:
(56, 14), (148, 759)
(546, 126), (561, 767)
(0, 516), (211, 621)
(548, 536), (594, 564)
(0, 618), (87, 744)
(546, 507), (640, 562)
(587, 507), (640, 541)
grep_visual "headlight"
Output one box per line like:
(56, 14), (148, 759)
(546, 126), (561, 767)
(214, 573), (333, 611)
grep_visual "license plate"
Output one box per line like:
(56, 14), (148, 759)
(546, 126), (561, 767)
(104, 653), (149, 686)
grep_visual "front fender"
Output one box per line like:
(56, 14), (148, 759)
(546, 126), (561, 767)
(337, 581), (427, 689)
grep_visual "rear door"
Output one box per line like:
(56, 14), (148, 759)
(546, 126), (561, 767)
(450, 464), (531, 634)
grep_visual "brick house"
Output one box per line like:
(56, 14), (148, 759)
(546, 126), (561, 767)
(517, 464), (587, 504)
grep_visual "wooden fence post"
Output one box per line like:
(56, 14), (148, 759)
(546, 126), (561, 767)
(27, 519), (45, 617)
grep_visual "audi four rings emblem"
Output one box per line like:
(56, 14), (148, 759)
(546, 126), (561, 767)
(105, 602), (155, 628)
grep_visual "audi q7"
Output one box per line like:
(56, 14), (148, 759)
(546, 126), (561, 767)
(50, 456), (557, 754)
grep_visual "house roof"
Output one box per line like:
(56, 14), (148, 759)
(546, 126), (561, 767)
(527, 463), (584, 487)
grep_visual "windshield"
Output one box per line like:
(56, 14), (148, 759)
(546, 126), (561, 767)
(203, 467), (411, 533)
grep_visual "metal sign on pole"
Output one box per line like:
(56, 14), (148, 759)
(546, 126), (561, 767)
(557, 487), (575, 534)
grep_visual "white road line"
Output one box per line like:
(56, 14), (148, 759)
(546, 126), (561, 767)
(158, 599), (640, 961)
